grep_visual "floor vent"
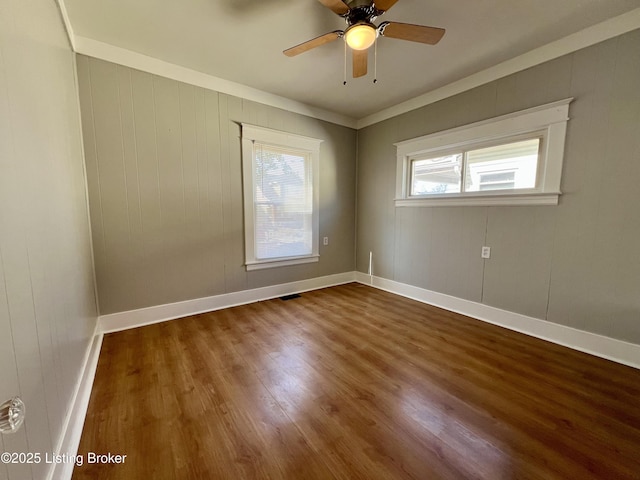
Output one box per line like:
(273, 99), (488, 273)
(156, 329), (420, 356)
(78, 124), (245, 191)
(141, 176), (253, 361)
(280, 293), (301, 301)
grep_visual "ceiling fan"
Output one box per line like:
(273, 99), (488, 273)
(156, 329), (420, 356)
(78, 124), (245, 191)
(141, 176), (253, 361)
(283, 0), (445, 80)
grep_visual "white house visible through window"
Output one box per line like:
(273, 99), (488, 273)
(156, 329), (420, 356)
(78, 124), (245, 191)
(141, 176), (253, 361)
(409, 137), (541, 196)
(477, 170), (516, 191)
(410, 153), (462, 195)
(242, 124), (321, 271)
(466, 138), (539, 192)
(396, 98), (572, 207)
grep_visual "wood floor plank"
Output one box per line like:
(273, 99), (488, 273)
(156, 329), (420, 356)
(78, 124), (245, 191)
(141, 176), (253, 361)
(74, 283), (640, 479)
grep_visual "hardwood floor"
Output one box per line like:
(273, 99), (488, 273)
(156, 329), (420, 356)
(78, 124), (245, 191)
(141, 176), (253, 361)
(73, 283), (640, 479)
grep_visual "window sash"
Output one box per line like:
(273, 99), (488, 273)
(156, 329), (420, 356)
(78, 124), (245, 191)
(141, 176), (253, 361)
(408, 136), (542, 197)
(241, 124), (322, 270)
(253, 144), (313, 260)
(410, 153), (462, 196)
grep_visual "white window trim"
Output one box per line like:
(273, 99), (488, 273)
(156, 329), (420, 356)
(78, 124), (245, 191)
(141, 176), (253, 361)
(394, 98), (573, 207)
(241, 124), (322, 271)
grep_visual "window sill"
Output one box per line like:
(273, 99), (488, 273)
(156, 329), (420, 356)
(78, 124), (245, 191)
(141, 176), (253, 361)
(395, 192), (560, 207)
(245, 255), (319, 271)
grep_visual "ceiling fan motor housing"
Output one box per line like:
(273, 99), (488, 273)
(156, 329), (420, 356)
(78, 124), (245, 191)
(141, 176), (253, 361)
(344, 2), (378, 24)
(346, 0), (376, 9)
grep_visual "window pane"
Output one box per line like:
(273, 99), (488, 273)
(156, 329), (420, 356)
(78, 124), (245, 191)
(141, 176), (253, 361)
(254, 145), (312, 260)
(465, 138), (540, 193)
(410, 153), (462, 195)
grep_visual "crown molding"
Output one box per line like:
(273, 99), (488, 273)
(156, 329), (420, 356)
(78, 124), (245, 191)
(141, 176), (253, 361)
(57, 2), (639, 130)
(356, 7), (640, 129)
(72, 36), (358, 129)
(55, 0), (76, 50)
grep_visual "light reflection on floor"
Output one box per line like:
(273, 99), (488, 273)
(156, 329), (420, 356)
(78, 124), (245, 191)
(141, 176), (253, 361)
(399, 386), (510, 478)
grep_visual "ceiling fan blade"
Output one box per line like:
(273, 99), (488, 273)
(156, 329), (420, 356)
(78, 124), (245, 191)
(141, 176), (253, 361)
(317, 0), (350, 15)
(283, 31), (343, 57)
(373, 0), (401, 13)
(379, 21), (445, 45)
(353, 49), (367, 78)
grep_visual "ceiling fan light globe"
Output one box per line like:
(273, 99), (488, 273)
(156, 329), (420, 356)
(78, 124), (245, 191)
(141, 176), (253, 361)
(345, 24), (376, 50)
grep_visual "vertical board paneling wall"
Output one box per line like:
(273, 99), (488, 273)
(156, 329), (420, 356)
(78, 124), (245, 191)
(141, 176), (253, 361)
(76, 56), (357, 315)
(356, 30), (640, 345)
(0, 1), (98, 479)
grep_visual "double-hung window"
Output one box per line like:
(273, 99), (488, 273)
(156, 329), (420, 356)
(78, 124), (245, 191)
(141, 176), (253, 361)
(241, 124), (321, 271)
(396, 99), (572, 207)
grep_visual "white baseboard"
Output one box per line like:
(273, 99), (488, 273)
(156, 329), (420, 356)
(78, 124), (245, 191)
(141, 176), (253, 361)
(47, 324), (103, 480)
(44, 270), (636, 480)
(99, 270), (640, 368)
(355, 272), (640, 370)
(99, 272), (357, 334)
(45, 270), (638, 480)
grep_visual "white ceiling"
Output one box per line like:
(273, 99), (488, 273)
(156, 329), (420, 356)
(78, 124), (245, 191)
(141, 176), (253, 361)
(63, 0), (640, 123)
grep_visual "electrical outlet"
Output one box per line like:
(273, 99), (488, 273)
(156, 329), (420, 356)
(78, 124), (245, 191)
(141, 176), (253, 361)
(481, 246), (491, 259)
(323, 237), (329, 246)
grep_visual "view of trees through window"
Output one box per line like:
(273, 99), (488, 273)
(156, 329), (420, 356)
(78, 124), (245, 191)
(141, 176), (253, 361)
(254, 145), (312, 260)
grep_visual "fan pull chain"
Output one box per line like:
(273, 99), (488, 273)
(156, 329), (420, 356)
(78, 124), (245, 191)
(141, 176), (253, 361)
(373, 36), (378, 84)
(343, 40), (347, 85)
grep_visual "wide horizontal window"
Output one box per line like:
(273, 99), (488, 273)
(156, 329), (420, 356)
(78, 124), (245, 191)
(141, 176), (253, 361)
(409, 137), (541, 196)
(395, 99), (572, 207)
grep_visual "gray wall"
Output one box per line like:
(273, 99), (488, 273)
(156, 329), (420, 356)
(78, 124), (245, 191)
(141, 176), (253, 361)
(357, 29), (640, 344)
(0, 1), (98, 479)
(76, 56), (357, 315)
